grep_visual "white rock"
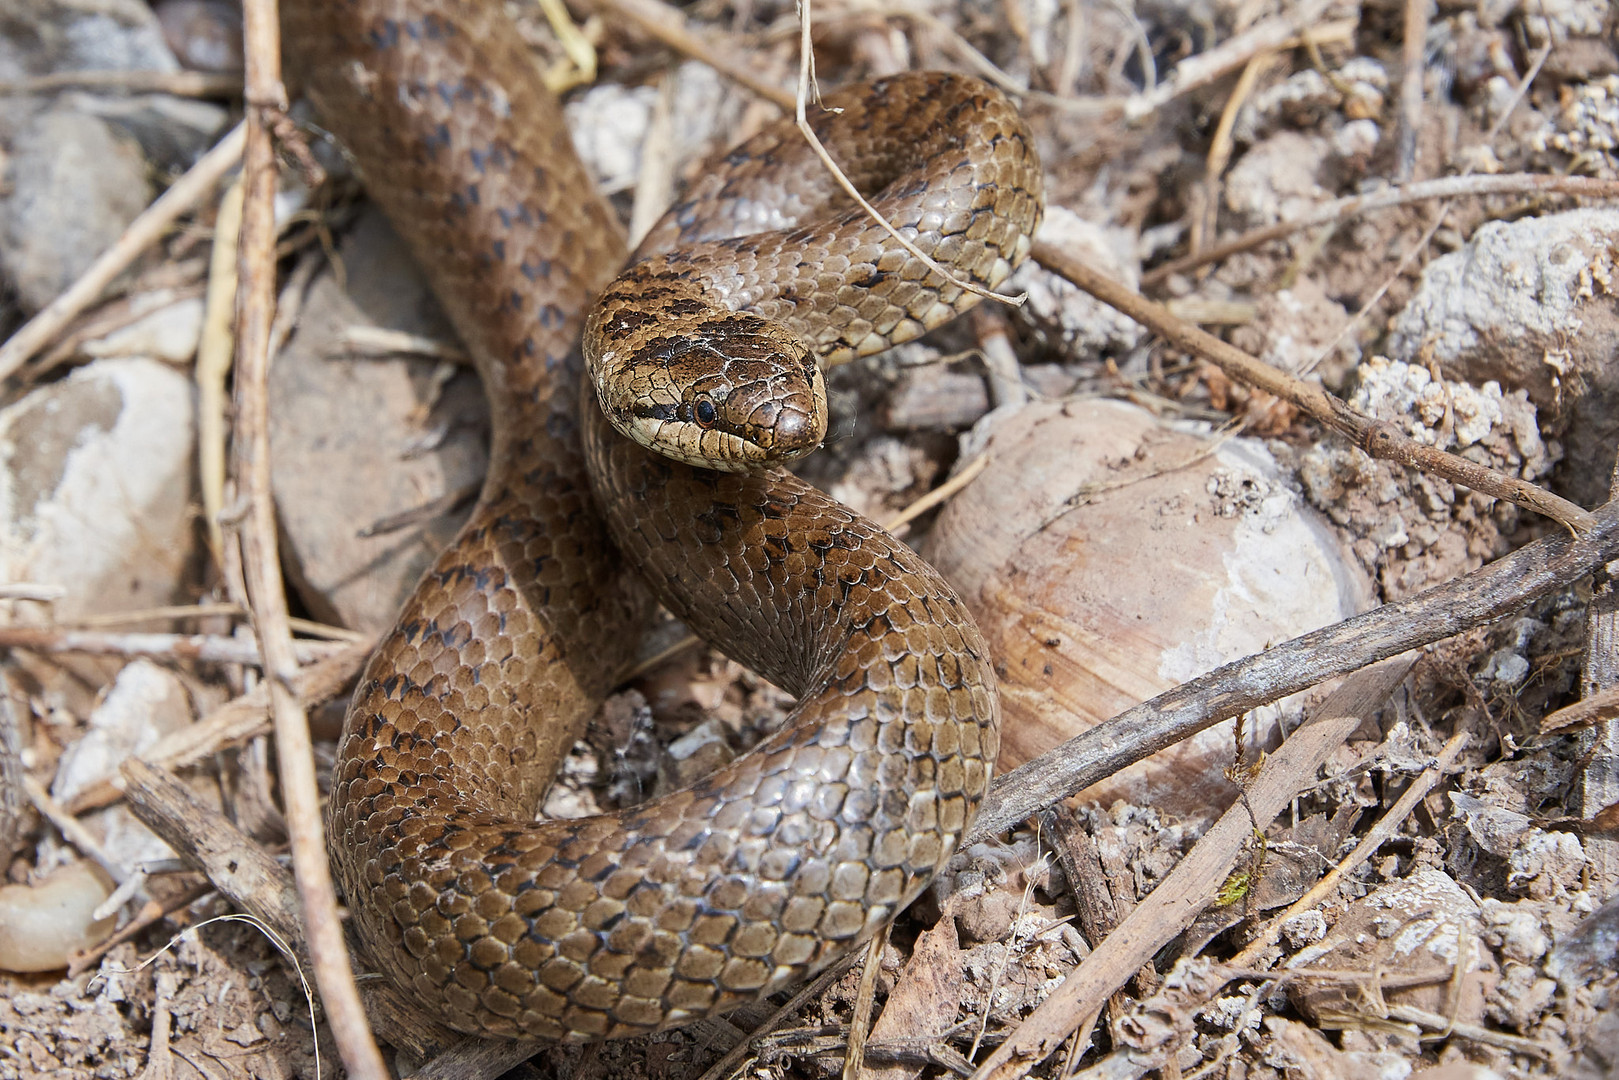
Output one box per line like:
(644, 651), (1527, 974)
(81, 295), (204, 364)
(1349, 357), (1518, 450)
(1388, 209), (1619, 372)
(1480, 898), (1550, 964)
(565, 81), (658, 193)
(927, 399), (1370, 820)
(51, 660), (192, 803)
(1281, 909), (1328, 948)
(1384, 207), (1619, 505)
(0, 359), (196, 621)
(1452, 790), (1533, 856)
(0, 862), (116, 973)
(1223, 131), (1330, 226)
(1508, 830), (1586, 900)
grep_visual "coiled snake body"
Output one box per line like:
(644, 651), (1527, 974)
(283, 0), (1043, 1042)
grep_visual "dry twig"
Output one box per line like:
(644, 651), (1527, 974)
(968, 493), (1619, 841)
(0, 627), (351, 666)
(1140, 173), (1619, 286)
(1031, 240), (1595, 535)
(968, 659), (1414, 1080)
(235, 0), (385, 1075)
(0, 70), (240, 97)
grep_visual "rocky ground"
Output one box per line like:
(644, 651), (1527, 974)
(0, 0), (1616, 1077)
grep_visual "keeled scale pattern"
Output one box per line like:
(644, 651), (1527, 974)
(284, 0), (1036, 1042)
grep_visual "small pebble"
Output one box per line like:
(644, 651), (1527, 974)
(0, 106), (151, 314)
(0, 862), (117, 973)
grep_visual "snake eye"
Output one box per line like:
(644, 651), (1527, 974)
(694, 396), (718, 427)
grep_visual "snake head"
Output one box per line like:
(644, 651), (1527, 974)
(593, 310), (828, 473)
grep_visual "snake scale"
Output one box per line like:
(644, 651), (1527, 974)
(282, 0), (1043, 1042)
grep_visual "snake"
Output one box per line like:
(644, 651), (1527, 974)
(282, 0), (1043, 1043)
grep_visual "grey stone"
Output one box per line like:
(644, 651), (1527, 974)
(1388, 207), (1619, 506)
(0, 104), (152, 314)
(270, 207), (489, 634)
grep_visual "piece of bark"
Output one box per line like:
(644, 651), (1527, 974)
(1041, 804), (1119, 950)
(1041, 804), (1150, 1013)
(860, 914), (966, 1080)
(0, 674), (30, 867)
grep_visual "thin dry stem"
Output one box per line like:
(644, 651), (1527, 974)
(1205, 52), (1274, 183)
(887, 454), (990, 532)
(237, 0), (386, 1074)
(1252, 731), (1468, 966)
(0, 70), (240, 97)
(1031, 240), (1595, 534)
(1141, 173), (1619, 286)
(0, 627), (350, 666)
(63, 640), (372, 816)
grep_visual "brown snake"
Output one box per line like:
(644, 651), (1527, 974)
(282, 0), (1043, 1042)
